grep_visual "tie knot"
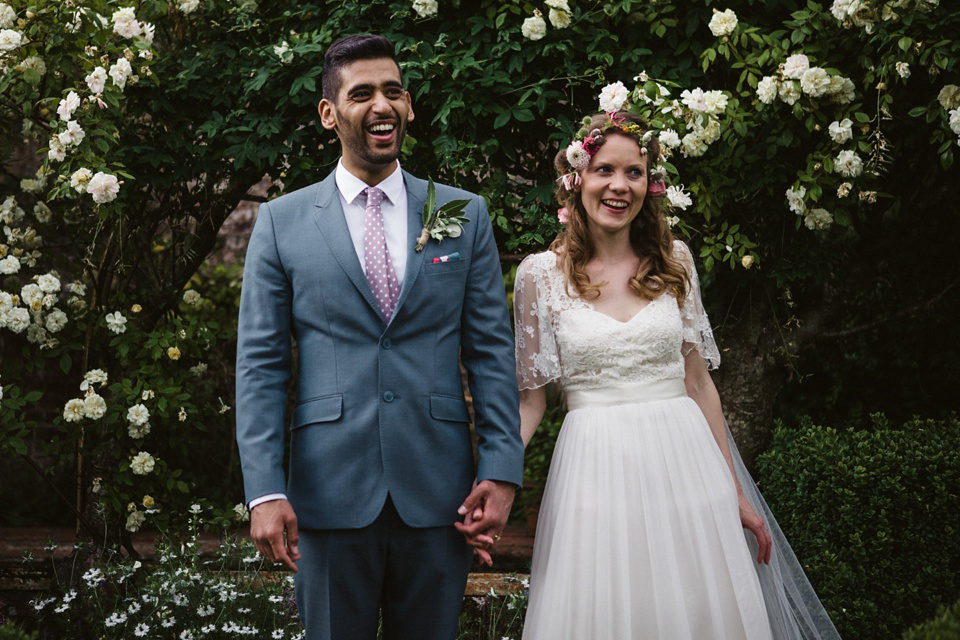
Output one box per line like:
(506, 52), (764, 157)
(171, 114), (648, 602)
(364, 187), (384, 207)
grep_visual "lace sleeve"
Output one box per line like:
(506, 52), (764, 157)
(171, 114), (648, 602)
(514, 253), (562, 390)
(674, 239), (721, 370)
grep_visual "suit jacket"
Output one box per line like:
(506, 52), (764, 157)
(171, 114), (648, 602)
(235, 168), (523, 529)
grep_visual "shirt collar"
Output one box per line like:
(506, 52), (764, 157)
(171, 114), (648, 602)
(335, 159), (405, 206)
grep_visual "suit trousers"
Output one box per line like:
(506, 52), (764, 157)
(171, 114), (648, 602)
(294, 495), (474, 640)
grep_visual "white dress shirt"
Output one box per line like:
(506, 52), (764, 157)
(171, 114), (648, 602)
(248, 160), (409, 510)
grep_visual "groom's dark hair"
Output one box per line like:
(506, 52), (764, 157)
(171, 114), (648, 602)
(322, 34), (402, 102)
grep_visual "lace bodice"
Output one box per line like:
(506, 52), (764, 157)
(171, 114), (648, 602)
(514, 240), (720, 391)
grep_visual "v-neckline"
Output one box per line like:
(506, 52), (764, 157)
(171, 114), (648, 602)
(582, 298), (653, 324)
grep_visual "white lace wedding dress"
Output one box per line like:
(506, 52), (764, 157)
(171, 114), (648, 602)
(514, 242), (841, 640)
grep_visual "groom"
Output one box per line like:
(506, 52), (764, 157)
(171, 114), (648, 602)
(235, 34), (523, 640)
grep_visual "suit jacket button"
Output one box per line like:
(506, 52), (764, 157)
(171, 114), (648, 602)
(383, 391), (394, 402)
(382, 338), (392, 349)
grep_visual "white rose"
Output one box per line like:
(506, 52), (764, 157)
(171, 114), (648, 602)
(837, 182), (852, 198)
(125, 510), (146, 532)
(111, 8), (141, 39)
(47, 136), (66, 163)
(0, 291), (12, 313)
(0, 255), (19, 275)
(785, 185), (806, 215)
(949, 108), (960, 136)
(4, 307), (29, 332)
(33, 202), (52, 223)
(109, 58), (133, 90)
(659, 129), (681, 149)
(58, 121), (85, 148)
(778, 81), (801, 105)
(895, 61), (910, 80)
(681, 131), (708, 157)
(128, 422), (151, 439)
(757, 76), (778, 104)
(830, 0), (852, 20)
(804, 208), (834, 230)
(548, 8), (571, 29)
(937, 85), (960, 110)
(20, 284), (43, 310)
(0, 28), (21, 51)
(800, 67), (831, 97)
(130, 451), (156, 475)
(178, 0), (200, 14)
(521, 11), (547, 41)
(598, 81), (629, 112)
(83, 393), (107, 419)
(681, 88), (709, 112)
(182, 289), (201, 305)
(273, 41), (290, 62)
(105, 311), (127, 334)
(37, 273), (60, 293)
(127, 403), (150, 426)
(140, 22), (155, 45)
(708, 9), (738, 37)
(63, 398), (85, 422)
(45, 309), (68, 333)
(545, 0), (570, 9)
(665, 186), (693, 210)
(702, 90), (728, 115)
(70, 168), (93, 193)
(783, 54), (810, 79)
(56, 91), (81, 121)
(834, 149), (864, 177)
(87, 172), (120, 204)
(16, 55), (46, 76)
(85, 67), (107, 95)
(0, 4), (16, 29)
(565, 141), (589, 170)
(84, 369), (108, 386)
(828, 118), (853, 143)
(411, 0), (438, 18)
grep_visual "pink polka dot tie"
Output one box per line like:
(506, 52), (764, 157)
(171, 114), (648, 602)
(362, 187), (401, 322)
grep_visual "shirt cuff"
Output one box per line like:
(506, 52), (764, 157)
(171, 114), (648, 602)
(248, 493), (287, 510)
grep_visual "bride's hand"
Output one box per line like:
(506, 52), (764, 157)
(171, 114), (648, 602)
(739, 494), (772, 564)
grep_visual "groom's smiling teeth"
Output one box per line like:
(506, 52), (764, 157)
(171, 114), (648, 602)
(602, 199), (629, 210)
(368, 123), (395, 134)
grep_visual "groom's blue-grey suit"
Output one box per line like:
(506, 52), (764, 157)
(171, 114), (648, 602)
(235, 167), (523, 636)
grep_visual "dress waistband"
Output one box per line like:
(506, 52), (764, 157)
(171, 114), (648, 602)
(565, 378), (687, 410)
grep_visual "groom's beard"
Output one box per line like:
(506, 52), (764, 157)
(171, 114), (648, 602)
(339, 117), (408, 168)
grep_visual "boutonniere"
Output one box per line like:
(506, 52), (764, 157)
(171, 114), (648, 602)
(415, 179), (470, 252)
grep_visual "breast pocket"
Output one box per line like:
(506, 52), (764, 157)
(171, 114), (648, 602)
(423, 256), (471, 275)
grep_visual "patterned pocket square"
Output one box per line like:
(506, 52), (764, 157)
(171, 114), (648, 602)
(431, 252), (462, 263)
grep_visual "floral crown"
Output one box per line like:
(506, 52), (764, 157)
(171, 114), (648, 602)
(559, 111), (666, 195)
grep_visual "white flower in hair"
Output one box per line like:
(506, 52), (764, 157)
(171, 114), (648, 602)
(566, 141), (589, 170)
(598, 81), (628, 112)
(708, 9), (738, 37)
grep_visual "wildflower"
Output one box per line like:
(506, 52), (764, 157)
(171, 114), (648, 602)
(104, 612), (128, 627)
(190, 503), (202, 514)
(82, 567), (103, 587)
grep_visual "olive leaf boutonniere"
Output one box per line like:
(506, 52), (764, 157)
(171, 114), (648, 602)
(415, 179), (470, 252)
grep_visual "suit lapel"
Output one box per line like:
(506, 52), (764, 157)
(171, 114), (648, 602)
(390, 170), (428, 324)
(311, 172), (381, 316)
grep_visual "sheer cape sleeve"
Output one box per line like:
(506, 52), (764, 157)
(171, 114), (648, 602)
(674, 239), (722, 370)
(514, 252), (562, 390)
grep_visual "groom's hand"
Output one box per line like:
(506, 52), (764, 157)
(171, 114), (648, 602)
(455, 480), (516, 566)
(251, 499), (300, 572)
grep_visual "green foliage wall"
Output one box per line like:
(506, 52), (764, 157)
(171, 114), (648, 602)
(756, 415), (960, 640)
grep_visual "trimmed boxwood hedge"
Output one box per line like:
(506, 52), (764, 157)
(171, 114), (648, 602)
(756, 415), (960, 640)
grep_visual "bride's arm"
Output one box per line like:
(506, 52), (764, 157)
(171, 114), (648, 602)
(519, 386), (547, 448)
(684, 349), (772, 563)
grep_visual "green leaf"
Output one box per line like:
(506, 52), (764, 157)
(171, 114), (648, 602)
(423, 179), (437, 226)
(60, 352), (72, 375)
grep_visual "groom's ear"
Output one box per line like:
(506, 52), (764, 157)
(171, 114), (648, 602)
(318, 99), (337, 131)
(405, 91), (415, 123)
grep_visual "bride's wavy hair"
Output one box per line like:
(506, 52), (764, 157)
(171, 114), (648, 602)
(550, 111), (689, 306)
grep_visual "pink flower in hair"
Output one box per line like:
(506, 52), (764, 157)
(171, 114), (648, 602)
(557, 207), (570, 224)
(648, 179), (666, 196)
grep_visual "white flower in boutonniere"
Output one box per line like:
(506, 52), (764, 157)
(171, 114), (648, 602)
(415, 179), (470, 252)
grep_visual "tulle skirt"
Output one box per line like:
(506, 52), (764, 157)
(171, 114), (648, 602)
(522, 380), (773, 640)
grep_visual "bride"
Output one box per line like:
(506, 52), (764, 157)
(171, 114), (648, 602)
(514, 111), (841, 640)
